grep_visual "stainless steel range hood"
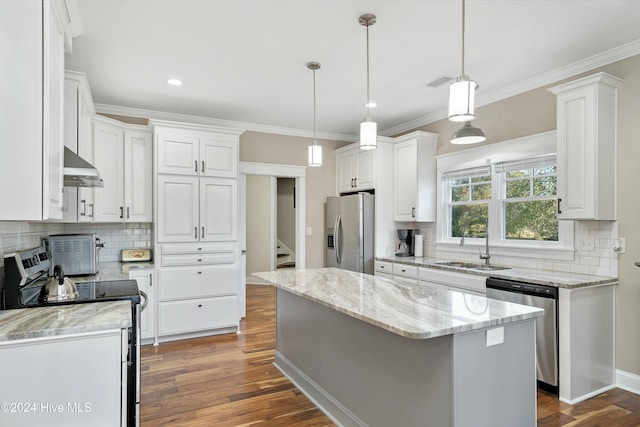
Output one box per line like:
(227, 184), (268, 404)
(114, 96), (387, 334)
(63, 147), (104, 188)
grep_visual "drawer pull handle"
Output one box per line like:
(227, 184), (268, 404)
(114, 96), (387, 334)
(198, 271), (202, 274)
(194, 227), (198, 238)
(198, 259), (202, 262)
(198, 247), (202, 251)
(197, 304), (203, 308)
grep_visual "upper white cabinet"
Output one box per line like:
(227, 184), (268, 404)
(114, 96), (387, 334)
(393, 131), (438, 222)
(0, 0), (79, 220)
(93, 116), (152, 223)
(157, 129), (238, 177)
(336, 145), (375, 193)
(549, 73), (622, 220)
(62, 71), (96, 222)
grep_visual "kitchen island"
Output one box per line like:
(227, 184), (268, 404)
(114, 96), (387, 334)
(254, 268), (544, 427)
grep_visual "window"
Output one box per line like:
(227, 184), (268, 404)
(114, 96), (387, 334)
(445, 167), (491, 239)
(496, 155), (558, 243)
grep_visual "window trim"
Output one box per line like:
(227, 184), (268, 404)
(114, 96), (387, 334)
(436, 131), (575, 260)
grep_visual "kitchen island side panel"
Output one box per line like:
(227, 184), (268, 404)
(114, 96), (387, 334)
(275, 288), (453, 427)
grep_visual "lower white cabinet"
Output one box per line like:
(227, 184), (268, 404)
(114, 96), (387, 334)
(0, 330), (127, 427)
(129, 268), (155, 343)
(157, 242), (238, 341)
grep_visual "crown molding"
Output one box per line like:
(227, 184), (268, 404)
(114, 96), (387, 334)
(380, 38), (640, 137)
(94, 103), (358, 143)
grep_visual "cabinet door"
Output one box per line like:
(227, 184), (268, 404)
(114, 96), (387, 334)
(200, 138), (238, 177)
(124, 130), (152, 222)
(356, 149), (375, 190)
(394, 139), (418, 221)
(77, 94), (95, 222)
(93, 122), (124, 222)
(200, 177), (237, 241)
(130, 270), (155, 341)
(336, 149), (357, 193)
(157, 175), (199, 242)
(42, 0), (65, 220)
(157, 133), (199, 175)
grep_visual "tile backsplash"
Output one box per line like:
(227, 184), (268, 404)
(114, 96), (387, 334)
(412, 220), (618, 278)
(0, 222), (152, 266)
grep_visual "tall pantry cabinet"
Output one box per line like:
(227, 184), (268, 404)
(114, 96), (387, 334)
(153, 121), (243, 342)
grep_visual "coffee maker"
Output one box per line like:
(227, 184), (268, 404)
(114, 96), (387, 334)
(395, 229), (415, 257)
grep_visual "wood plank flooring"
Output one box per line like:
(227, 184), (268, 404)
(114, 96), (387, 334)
(141, 284), (640, 426)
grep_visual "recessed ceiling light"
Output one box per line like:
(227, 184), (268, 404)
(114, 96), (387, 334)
(365, 101), (377, 108)
(167, 78), (183, 86)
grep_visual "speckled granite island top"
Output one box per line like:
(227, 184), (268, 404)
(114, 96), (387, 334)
(253, 268), (543, 340)
(0, 301), (132, 341)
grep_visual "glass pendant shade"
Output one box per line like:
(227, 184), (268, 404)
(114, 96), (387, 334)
(450, 121), (486, 144)
(448, 77), (477, 122)
(360, 120), (377, 150)
(308, 143), (322, 167)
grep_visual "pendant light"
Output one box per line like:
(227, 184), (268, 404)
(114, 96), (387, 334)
(448, 0), (478, 122)
(307, 62), (322, 167)
(359, 13), (377, 150)
(450, 121), (486, 144)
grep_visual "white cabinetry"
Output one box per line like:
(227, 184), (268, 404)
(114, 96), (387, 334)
(393, 131), (438, 222)
(93, 116), (152, 223)
(0, 0), (78, 220)
(129, 268), (155, 343)
(157, 131), (238, 177)
(157, 175), (237, 242)
(62, 71), (96, 222)
(0, 330), (126, 427)
(336, 145), (375, 193)
(157, 243), (238, 340)
(549, 72), (622, 220)
(153, 123), (242, 340)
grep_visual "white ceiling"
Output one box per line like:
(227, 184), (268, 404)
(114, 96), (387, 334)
(65, 0), (640, 140)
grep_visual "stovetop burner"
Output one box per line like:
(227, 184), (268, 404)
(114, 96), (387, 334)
(20, 280), (141, 308)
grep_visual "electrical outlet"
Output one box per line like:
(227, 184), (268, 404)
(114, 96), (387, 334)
(486, 327), (504, 347)
(577, 236), (595, 251)
(306, 227), (312, 236)
(613, 237), (626, 253)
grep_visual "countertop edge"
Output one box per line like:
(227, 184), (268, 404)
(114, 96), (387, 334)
(376, 256), (618, 289)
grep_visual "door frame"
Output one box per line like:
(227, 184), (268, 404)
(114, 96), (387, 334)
(239, 162), (306, 318)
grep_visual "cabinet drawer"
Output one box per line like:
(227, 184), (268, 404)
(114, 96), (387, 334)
(161, 252), (235, 267)
(159, 266), (237, 300)
(161, 242), (235, 255)
(392, 263), (418, 279)
(418, 267), (486, 294)
(374, 261), (392, 274)
(158, 296), (238, 336)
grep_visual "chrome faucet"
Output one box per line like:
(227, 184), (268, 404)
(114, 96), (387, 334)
(459, 216), (491, 265)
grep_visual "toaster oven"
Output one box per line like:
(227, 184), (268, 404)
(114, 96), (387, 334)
(47, 234), (103, 276)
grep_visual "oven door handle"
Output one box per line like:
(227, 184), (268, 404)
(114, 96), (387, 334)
(139, 290), (148, 312)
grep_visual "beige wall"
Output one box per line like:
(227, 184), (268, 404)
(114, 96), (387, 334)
(412, 54), (640, 378)
(240, 131), (351, 268)
(277, 178), (296, 252)
(246, 175), (272, 275)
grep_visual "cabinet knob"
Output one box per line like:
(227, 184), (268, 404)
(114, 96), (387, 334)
(198, 271), (202, 274)
(198, 247), (202, 251)
(197, 304), (203, 308)
(198, 259), (202, 262)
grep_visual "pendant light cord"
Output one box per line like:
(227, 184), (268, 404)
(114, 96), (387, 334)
(461, 0), (466, 77)
(313, 67), (317, 144)
(366, 23), (371, 119)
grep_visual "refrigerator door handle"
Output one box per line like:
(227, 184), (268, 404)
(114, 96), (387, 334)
(335, 215), (342, 265)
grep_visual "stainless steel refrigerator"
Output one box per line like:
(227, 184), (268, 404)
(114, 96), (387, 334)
(326, 193), (374, 274)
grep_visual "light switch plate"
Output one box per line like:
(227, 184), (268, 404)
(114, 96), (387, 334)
(306, 227), (312, 236)
(486, 327), (504, 347)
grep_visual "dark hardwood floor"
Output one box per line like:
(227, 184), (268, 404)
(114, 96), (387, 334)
(141, 284), (640, 426)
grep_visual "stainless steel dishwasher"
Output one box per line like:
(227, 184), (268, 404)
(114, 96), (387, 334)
(486, 277), (558, 394)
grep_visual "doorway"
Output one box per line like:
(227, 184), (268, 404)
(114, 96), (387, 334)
(238, 162), (306, 317)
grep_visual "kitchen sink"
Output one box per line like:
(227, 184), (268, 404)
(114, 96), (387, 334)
(434, 261), (511, 271)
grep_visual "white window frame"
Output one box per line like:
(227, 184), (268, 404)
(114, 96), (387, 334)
(436, 131), (575, 261)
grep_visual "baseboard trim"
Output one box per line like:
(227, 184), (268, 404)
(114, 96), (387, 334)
(273, 351), (368, 427)
(560, 384), (617, 405)
(617, 369), (640, 395)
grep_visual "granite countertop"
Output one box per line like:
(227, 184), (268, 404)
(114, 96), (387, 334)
(253, 268), (543, 340)
(72, 261), (155, 283)
(376, 255), (617, 289)
(0, 300), (132, 342)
